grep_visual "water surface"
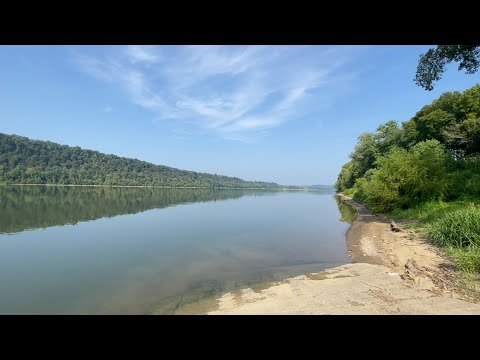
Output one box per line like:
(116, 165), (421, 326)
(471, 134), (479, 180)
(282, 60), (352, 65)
(0, 186), (351, 314)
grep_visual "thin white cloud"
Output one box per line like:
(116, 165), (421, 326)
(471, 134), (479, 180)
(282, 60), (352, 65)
(125, 45), (160, 64)
(103, 106), (113, 112)
(71, 46), (363, 140)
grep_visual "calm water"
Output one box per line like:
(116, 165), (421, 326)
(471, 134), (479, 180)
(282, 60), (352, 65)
(0, 186), (352, 314)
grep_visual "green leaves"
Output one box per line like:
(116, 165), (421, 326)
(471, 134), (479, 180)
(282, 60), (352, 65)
(336, 84), (480, 211)
(416, 109), (456, 142)
(359, 140), (449, 212)
(415, 45), (480, 91)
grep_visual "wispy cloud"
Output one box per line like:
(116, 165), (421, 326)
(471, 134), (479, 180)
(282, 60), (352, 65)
(103, 106), (113, 112)
(71, 46), (363, 140)
(125, 45), (160, 64)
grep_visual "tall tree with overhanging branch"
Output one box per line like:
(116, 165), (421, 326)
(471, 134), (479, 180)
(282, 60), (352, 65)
(415, 45), (480, 91)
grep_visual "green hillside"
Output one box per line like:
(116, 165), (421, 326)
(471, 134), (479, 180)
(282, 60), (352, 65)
(0, 133), (280, 188)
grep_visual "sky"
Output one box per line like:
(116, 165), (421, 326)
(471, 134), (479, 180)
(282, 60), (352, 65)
(0, 45), (478, 185)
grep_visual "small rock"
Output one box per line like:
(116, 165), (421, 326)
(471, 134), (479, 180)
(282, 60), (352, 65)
(404, 259), (418, 277)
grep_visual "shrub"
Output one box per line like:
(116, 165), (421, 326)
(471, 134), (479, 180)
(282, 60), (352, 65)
(352, 140), (450, 212)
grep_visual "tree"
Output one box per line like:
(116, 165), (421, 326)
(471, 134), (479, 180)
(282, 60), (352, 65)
(374, 120), (401, 155)
(350, 133), (379, 179)
(415, 45), (480, 91)
(359, 140), (449, 212)
(415, 109), (457, 142)
(335, 161), (355, 191)
(399, 119), (419, 149)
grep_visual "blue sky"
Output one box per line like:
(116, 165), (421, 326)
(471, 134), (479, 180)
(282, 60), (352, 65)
(0, 45), (478, 185)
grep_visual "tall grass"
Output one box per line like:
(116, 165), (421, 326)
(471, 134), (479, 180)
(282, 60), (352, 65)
(447, 247), (480, 274)
(390, 198), (473, 222)
(428, 206), (480, 248)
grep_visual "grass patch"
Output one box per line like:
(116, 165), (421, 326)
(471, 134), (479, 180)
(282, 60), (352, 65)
(390, 198), (476, 222)
(447, 247), (480, 274)
(428, 206), (480, 248)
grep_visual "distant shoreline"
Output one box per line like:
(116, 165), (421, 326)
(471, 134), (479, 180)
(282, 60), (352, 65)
(0, 183), (322, 191)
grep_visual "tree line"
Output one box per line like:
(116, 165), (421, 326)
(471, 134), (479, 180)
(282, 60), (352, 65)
(335, 84), (480, 212)
(0, 133), (280, 189)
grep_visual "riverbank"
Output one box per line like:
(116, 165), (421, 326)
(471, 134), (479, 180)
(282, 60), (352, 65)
(174, 194), (480, 314)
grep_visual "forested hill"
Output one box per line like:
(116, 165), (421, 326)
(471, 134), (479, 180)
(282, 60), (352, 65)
(0, 133), (280, 188)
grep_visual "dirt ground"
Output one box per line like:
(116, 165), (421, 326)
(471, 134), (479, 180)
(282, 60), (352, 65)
(175, 195), (480, 314)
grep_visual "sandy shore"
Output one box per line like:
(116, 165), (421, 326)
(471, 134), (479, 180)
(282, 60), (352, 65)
(176, 194), (480, 314)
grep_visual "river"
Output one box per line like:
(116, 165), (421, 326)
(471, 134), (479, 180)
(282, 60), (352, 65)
(0, 186), (351, 314)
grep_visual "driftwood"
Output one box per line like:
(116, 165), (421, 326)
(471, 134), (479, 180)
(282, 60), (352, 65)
(390, 219), (401, 232)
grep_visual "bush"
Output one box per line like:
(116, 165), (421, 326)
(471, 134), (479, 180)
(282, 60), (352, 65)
(351, 177), (368, 203)
(428, 206), (480, 248)
(342, 187), (354, 197)
(353, 140), (449, 212)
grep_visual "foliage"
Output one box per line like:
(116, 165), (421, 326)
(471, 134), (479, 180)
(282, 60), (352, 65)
(336, 84), (480, 274)
(0, 133), (280, 189)
(374, 120), (402, 155)
(415, 45), (480, 91)
(335, 84), (480, 210)
(341, 140), (450, 212)
(335, 161), (356, 192)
